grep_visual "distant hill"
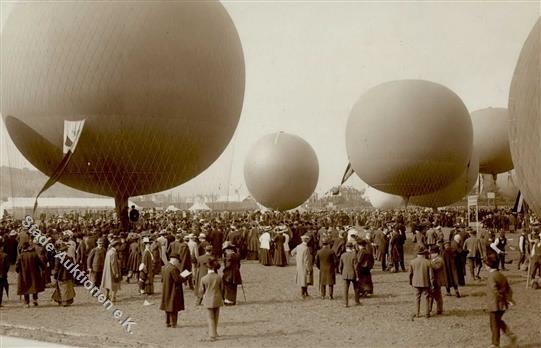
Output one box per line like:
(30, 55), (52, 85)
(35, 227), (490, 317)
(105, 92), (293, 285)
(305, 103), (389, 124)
(0, 166), (103, 201)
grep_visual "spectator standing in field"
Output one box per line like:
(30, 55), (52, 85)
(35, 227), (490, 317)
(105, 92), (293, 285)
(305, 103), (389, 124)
(222, 242), (242, 305)
(428, 245), (446, 315)
(16, 241), (45, 307)
(87, 238), (106, 288)
(314, 237), (336, 300)
(0, 238), (10, 307)
(201, 259), (223, 341)
(160, 253), (186, 328)
(485, 255), (517, 348)
(291, 234), (314, 299)
(409, 245), (431, 319)
(339, 242), (358, 307)
(101, 239), (121, 302)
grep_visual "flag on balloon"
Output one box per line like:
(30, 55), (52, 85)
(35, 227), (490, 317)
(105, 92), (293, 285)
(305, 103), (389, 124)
(33, 120), (86, 214)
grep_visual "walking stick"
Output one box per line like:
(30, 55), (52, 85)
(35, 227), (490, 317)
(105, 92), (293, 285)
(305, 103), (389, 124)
(240, 283), (247, 302)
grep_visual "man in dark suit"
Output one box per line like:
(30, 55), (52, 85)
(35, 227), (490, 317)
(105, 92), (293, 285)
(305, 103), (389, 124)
(87, 238), (106, 288)
(195, 245), (213, 305)
(429, 245), (446, 315)
(16, 241), (45, 307)
(315, 238), (337, 299)
(486, 255), (517, 348)
(339, 242), (358, 307)
(167, 234), (183, 259)
(409, 245), (431, 319)
(160, 253), (186, 328)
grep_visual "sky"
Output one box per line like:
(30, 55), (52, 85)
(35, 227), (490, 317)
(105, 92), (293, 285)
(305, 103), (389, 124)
(1, 1), (539, 199)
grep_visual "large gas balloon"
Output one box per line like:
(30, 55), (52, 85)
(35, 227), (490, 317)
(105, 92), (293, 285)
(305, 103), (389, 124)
(363, 186), (405, 210)
(410, 149), (479, 208)
(244, 132), (319, 211)
(480, 171), (519, 200)
(346, 80), (473, 197)
(1, 1), (245, 200)
(471, 108), (513, 174)
(509, 18), (541, 215)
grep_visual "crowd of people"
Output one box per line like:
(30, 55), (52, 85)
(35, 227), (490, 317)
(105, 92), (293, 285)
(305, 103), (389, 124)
(0, 206), (539, 344)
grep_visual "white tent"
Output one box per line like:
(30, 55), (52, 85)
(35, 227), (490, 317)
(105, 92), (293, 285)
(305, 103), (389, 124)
(188, 202), (211, 212)
(165, 205), (180, 212)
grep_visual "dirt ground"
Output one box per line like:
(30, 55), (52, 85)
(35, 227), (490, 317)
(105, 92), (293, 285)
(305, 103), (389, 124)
(1, 231), (540, 348)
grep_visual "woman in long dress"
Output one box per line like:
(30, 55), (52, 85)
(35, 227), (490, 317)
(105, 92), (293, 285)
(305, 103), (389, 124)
(273, 228), (288, 267)
(126, 235), (141, 283)
(52, 243), (76, 306)
(222, 242), (242, 305)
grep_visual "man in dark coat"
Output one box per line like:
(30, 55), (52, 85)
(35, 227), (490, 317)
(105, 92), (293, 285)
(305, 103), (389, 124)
(87, 238), (106, 288)
(339, 242), (359, 307)
(485, 255), (517, 347)
(356, 240), (374, 297)
(315, 238), (337, 299)
(0, 238), (10, 306)
(195, 245), (213, 305)
(208, 228), (224, 260)
(16, 241), (45, 307)
(167, 234), (183, 259)
(178, 235), (193, 290)
(442, 241), (461, 297)
(429, 245), (446, 315)
(222, 242), (242, 305)
(160, 253), (186, 328)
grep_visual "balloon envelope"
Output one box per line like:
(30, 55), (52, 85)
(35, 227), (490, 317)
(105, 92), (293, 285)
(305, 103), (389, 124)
(244, 132), (319, 211)
(346, 80), (472, 197)
(471, 108), (513, 174)
(363, 186), (405, 210)
(509, 18), (541, 215)
(1, 1), (245, 198)
(410, 149), (479, 208)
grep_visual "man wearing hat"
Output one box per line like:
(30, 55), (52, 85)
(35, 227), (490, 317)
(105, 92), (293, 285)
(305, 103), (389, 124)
(222, 241), (242, 305)
(101, 239), (121, 302)
(485, 253), (517, 347)
(87, 238), (106, 288)
(291, 235), (314, 299)
(315, 237), (337, 300)
(428, 245), (446, 315)
(409, 245), (432, 319)
(442, 241), (461, 298)
(198, 233), (211, 257)
(16, 241), (45, 307)
(339, 242), (358, 307)
(160, 253), (186, 328)
(140, 237), (155, 303)
(195, 244), (213, 305)
(464, 229), (483, 281)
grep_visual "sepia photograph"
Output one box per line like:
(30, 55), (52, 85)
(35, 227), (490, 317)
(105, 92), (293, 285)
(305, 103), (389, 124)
(0, 0), (540, 347)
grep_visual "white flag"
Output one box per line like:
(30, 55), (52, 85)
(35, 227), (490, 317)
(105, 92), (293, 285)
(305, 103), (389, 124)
(63, 120), (86, 154)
